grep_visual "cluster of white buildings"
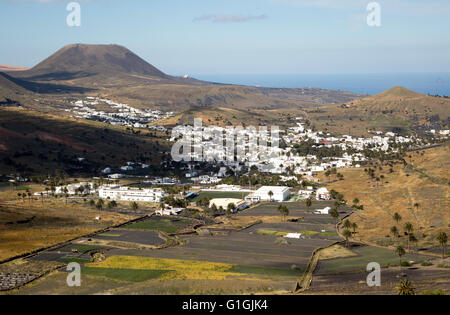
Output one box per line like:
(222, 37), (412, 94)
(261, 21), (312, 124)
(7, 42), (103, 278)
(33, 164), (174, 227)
(66, 97), (173, 131)
(169, 120), (431, 179)
(98, 185), (166, 202)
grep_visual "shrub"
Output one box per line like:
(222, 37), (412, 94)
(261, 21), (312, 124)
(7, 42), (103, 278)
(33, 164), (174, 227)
(420, 289), (445, 295)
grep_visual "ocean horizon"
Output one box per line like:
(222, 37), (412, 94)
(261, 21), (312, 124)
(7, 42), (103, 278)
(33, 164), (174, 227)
(191, 73), (450, 96)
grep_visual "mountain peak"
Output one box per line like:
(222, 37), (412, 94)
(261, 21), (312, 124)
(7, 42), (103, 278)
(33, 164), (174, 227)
(375, 86), (421, 98)
(12, 43), (169, 81)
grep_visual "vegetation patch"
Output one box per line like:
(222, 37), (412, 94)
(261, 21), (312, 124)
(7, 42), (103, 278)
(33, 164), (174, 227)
(317, 246), (428, 274)
(123, 217), (192, 233)
(87, 256), (242, 280)
(82, 266), (169, 282)
(318, 244), (357, 260)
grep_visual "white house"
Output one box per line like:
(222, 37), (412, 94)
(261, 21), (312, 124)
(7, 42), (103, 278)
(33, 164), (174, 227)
(314, 207), (331, 215)
(108, 174), (125, 179)
(99, 186), (166, 202)
(284, 233), (302, 239)
(155, 208), (184, 216)
(316, 187), (331, 200)
(245, 186), (290, 202)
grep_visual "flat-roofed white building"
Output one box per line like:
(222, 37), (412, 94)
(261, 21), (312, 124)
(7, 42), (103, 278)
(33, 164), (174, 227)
(316, 187), (330, 200)
(99, 186), (166, 202)
(245, 186), (290, 202)
(209, 198), (244, 210)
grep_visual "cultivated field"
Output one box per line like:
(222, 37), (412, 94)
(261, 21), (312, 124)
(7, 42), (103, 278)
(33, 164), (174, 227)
(0, 184), (134, 262)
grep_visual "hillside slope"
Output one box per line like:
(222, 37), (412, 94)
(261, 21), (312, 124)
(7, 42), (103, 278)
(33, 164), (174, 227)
(307, 87), (450, 136)
(0, 107), (170, 175)
(320, 145), (450, 249)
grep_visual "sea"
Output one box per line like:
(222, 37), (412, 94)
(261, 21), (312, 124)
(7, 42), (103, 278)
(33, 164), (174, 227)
(191, 73), (450, 96)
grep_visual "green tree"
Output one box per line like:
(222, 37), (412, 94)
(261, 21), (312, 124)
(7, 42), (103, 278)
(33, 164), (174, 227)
(351, 222), (358, 234)
(397, 279), (416, 295)
(404, 222), (414, 251)
(331, 208), (339, 222)
(278, 205), (289, 222)
(305, 198), (312, 209)
(408, 234), (418, 252)
(395, 246), (406, 275)
(342, 229), (352, 248)
(227, 203), (236, 215)
(436, 232), (448, 259)
(343, 219), (352, 230)
(390, 226), (399, 240)
(393, 212), (402, 225)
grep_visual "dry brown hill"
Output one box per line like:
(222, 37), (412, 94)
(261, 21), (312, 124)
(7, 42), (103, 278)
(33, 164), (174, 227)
(306, 87), (450, 136)
(9, 44), (171, 83)
(0, 65), (28, 72)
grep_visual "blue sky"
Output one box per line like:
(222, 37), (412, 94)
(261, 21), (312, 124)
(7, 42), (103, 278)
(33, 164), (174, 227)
(1, 0), (450, 75)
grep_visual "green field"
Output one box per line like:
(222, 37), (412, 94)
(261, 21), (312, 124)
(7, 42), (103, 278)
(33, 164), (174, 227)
(317, 246), (428, 275)
(123, 218), (192, 233)
(0, 183), (29, 191)
(82, 267), (170, 282)
(192, 191), (249, 202)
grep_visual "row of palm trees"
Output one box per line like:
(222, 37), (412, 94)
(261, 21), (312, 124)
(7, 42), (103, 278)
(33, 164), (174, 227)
(390, 212), (447, 259)
(341, 219), (358, 248)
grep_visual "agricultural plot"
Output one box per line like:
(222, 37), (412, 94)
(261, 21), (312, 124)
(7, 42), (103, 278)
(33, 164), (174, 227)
(121, 216), (194, 234)
(309, 267), (450, 295)
(108, 229), (331, 270)
(238, 201), (349, 224)
(191, 191), (249, 202)
(91, 229), (164, 246)
(316, 245), (429, 275)
(248, 223), (340, 241)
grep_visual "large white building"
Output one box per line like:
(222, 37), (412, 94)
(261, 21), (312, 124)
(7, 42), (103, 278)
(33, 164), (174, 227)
(99, 186), (166, 202)
(245, 186), (290, 202)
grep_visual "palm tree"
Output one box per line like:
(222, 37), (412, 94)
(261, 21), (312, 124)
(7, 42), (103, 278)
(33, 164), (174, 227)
(342, 229), (352, 248)
(397, 279), (416, 295)
(343, 219), (352, 230)
(404, 222), (414, 251)
(331, 208), (339, 223)
(268, 190), (274, 202)
(436, 232), (448, 259)
(395, 246), (406, 275)
(305, 198), (312, 209)
(409, 234), (418, 253)
(390, 226), (399, 240)
(95, 199), (104, 210)
(393, 212), (402, 225)
(278, 205), (289, 222)
(130, 202), (139, 211)
(351, 222), (358, 234)
(227, 203), (236, 216)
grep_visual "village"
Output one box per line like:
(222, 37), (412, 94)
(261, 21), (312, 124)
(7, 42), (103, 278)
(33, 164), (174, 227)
(24, 117), (449, 221)
(65, 97), (173, 131)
